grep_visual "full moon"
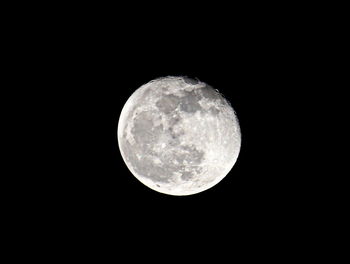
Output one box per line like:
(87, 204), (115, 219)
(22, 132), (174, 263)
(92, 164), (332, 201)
(118, 76), (241, 196)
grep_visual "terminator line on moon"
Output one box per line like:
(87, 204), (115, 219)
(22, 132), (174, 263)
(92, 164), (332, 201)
(117, 76), (241, 196)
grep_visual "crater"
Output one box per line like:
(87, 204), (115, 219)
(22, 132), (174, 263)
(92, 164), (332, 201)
(200, 85), (227, 106)
(183, 77), (199, 85)
(209, 106), (220, 115)
(200, 85), (219, 100)
(168, 115), (181, 127)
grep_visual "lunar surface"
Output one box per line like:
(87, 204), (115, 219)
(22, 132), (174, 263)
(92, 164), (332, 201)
(118, 76), (241, 195)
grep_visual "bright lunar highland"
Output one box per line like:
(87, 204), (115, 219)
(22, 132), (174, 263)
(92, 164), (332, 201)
(118, 76), (241, 195)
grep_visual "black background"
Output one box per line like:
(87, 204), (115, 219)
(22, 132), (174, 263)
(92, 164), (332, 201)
(11, 3), (323, 259)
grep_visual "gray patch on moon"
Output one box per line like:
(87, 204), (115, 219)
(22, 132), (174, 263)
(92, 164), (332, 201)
(170, 145), (204, 167)
(180, 145), (204, 165)
(180, 171), (194, 180)
(179, 90), (203, 113)
(131, 111), (163, 145)
(168, 115), (181, 127)
(155, 94), (180, 114)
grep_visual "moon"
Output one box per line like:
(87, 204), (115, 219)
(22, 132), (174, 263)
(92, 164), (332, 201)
(117, 76), (241, 196)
